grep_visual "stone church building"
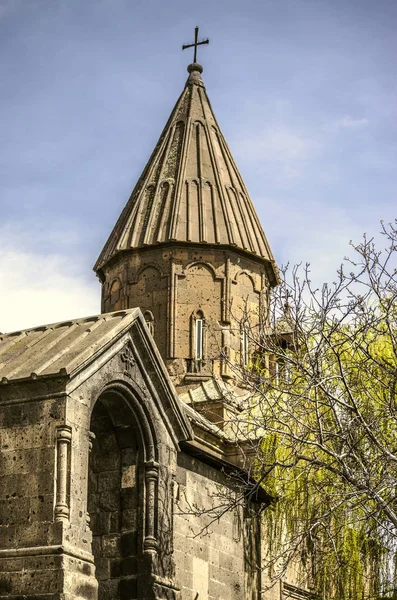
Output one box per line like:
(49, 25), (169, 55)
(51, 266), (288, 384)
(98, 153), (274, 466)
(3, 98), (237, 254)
(0, 60), (308, 599)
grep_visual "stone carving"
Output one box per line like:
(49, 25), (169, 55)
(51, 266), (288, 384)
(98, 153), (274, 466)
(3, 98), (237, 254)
(121, 342), (135, 377)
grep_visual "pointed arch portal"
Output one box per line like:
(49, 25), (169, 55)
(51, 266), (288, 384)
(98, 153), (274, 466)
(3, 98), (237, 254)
(87, 383), (159, 600)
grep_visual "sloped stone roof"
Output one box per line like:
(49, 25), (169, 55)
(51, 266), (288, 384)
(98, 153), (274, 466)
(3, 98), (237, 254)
(0, 310), (140, 382)
(94, 63), (278, 283)
(0, 309), (193, 446)
(179, 376), (250, 408)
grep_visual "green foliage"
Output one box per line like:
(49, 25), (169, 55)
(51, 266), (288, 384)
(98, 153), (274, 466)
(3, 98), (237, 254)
(260, 435), (387, 599)
(247, 224), (397, 599)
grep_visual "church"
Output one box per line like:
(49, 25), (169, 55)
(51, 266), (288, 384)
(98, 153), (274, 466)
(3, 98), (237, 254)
(0, 45), (310, 600)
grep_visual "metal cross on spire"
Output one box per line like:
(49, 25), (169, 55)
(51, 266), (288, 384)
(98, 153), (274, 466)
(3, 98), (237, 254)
(182, 26), (209, 64)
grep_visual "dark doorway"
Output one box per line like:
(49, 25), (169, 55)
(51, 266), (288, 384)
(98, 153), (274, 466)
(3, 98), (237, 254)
(88, 398), (141, 600)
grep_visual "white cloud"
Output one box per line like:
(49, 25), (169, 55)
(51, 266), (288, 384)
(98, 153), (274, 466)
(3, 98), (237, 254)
(0, 230), (99, 333)
(326, 116), (369, 132)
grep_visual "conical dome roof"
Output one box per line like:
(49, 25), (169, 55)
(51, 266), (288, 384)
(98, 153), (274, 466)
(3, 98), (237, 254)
(94, 63), (278, 285)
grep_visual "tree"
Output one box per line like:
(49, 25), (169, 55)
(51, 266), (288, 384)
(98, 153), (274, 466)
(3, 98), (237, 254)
(226, 221), (397, 599)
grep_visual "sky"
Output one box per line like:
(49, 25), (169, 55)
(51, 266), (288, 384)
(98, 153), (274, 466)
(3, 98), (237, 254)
(1, 0), (396, 333)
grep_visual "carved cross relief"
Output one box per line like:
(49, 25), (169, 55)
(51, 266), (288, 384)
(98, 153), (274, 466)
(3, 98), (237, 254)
(120, 342), (135, 378)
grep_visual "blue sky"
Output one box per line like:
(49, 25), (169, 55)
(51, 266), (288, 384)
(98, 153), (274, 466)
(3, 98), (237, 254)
(1, 0), (396, 332)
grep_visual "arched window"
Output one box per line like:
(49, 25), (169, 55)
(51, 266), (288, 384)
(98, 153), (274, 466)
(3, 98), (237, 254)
(195, 312), (204, 361)
(188, 310), (206, 373)
(144, 310), (155, 336)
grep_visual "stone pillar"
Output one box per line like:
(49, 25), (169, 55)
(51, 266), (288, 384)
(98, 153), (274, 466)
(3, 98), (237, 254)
(144, 460), (159, 554)
(54, 425), (72, 522)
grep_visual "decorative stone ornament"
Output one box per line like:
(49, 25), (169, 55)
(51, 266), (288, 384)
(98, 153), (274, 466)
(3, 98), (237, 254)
(120, 341), (136, 378)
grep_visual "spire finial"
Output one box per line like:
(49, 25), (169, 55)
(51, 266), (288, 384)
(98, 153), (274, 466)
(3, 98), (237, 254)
(182, 26), (209, 66)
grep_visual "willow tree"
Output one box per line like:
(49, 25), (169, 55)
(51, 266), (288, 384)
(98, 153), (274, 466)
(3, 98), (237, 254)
(228, 222), (397, 599)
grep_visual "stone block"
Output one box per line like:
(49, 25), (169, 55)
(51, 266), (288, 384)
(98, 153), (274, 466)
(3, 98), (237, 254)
(94, 451), (120, 472)
(92, 536), (102, 557)
(174, 466), (187, 486)
(209, 578), (227, 598)
(174, 549), (193, 574)
(0, 576), (11, 596)
(121, 464), (136, 488)
(29, 494), (54, 522)
(116, 428), (139, 449)
(120, 530), (137, 556)
(121, 447), (137, 467)
(74, 581), (98, 600)
(95, 557), (110, 581)
(96, 511), (111, 535)
(192, 555), (209, 599)
(0, 447), (54, 476)
(110, 558), (121, 578)
(88, 469), (98, 493)
(0, 404), (27, 428)
(99, 432), (119, 453)
(101, 533), (121, 558)
(98, 470), (120, 492)
(121, 555), (137, 576)
(0, 424), (53, 451)
(209, 546), (219, 567)
(120, 487), (136, 509)
(0, 400), (62, 429)
(0, 558), (24, 573)
(0, 496), (30, 525)
(119, 576), (137, 600)
(87, 494), (98, 515)
(218, 550), (236, 573)
(98, 578), (119, 600)
(3, 472), (52, 498)
(14, 522), (53, 548)
(99, 491), (119, 512)
(109, 511), (121, 533)
(12, 568), (62, 595)
(22, 555), (61, 572)
(72, 558), (95, 578)
(121, 508), (137, 530)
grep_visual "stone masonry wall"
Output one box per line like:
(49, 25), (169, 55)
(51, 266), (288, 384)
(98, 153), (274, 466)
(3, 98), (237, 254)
(100, 245), (268, 386)
(0, 392), (67, 599)
(173, 452), (260, 600)
(173, 451), (306, 600)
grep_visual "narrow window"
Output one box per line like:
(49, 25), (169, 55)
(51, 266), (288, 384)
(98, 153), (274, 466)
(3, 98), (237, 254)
(195, 317), (204, 360)
(284, 360), (291, 383)
(274, 358), (291, 385)
(188, 311), (206, 373)
(242, 328), (249, 367)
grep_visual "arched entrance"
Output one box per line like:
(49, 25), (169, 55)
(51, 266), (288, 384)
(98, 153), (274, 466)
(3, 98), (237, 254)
(87, 389), (146, 600)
